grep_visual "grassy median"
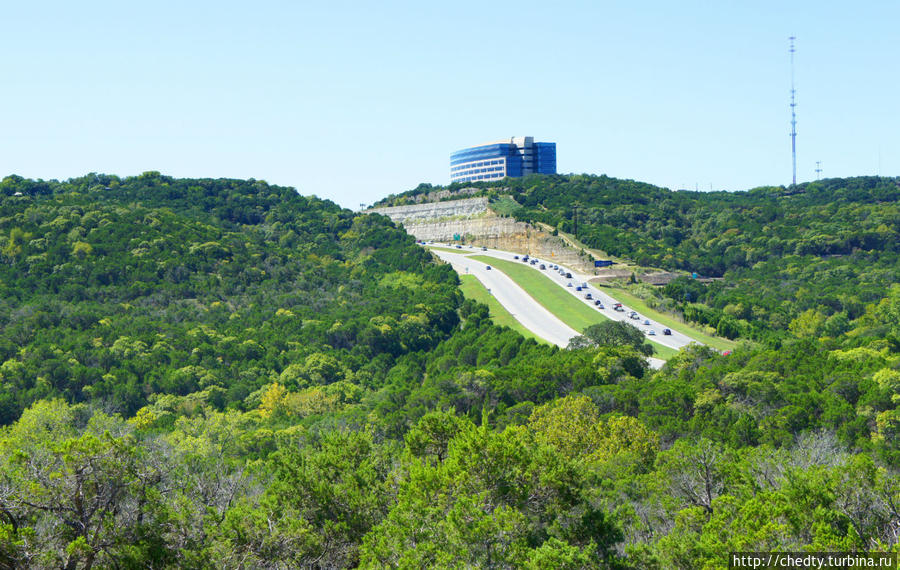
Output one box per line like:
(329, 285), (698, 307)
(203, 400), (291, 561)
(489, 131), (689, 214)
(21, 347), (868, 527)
(604, 288), (737, 353)
(470, 256), (678, 359)
(458, 274), (545, 343)
(425, 245), (474, 255)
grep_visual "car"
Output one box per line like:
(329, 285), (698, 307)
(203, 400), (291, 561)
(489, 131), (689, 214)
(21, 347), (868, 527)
(581, 282), (588, 288)
(647, 330), (656, 336)
(643, 319), (650, 325)
(595, 302), (605, 309)
(585, 293), (592, 300)
(482, 246), (487, 251)
(485, 265), (491, 270)
(455, 245), (462, 249)
(539, 264), (546, 270)
(567, 283), (573, 287)
(514, 255), (519, 260)
(576, 286), (582, 291)
(565, 272), (572, 278)
(663, 328), (672, 335)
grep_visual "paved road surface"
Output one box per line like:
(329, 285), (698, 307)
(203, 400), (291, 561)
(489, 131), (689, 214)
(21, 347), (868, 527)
(428, 245), (687, 369)
(432, 249), (580, 347)
(465, 246), (698, 353)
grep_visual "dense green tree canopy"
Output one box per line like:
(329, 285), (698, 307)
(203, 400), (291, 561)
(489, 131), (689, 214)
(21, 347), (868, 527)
(0, 173), (897, 568)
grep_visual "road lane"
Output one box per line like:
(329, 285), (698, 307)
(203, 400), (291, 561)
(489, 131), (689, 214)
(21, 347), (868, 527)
(460, 246), (700, 353)
(432, 249), (579, 347)
(428, 246), (669, 369)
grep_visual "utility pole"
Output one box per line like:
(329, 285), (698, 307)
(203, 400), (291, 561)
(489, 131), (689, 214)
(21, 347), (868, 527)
(573, 202), (578, 236)
(789, 36), (798, 187)
(815, 161), (822, 180)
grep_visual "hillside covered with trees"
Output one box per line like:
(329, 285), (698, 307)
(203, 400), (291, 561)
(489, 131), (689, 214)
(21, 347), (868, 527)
(0, 174), (898, 568)
(379, 175), (900, 342)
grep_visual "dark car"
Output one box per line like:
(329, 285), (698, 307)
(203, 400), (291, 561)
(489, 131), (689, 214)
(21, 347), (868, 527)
(565, 272), (572, 279)
(486, 266), (492, 271)
(585, 293), (592, 300)
(663, 328), (672, 335)
(514, 255), (519, 260)
(539, 264), (546, 270)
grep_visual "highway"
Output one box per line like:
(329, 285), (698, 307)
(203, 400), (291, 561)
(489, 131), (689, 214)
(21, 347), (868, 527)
(432, 249), (580, 347)
(428, 244), (704, 369)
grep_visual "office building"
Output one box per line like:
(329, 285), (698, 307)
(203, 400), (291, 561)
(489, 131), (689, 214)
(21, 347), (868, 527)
(450, 136), (556, 183)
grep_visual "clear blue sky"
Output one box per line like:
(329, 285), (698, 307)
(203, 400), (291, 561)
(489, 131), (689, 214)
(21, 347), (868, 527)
(2, 1), (897, 208)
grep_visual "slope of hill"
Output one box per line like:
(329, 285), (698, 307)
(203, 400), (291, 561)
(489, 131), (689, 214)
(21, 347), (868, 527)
(0, 172), (464, 422)
(378, 175), (900, 340)
(0, 173), (897, 568)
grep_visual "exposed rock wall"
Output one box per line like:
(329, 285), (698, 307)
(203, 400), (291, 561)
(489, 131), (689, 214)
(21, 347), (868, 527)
(368, 197), (489, 224)
(368, 198), (598, 272)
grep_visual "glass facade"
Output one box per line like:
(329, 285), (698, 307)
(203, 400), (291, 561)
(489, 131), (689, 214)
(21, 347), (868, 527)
(450, 137), (556, 183)
(534, 142), (556, 174)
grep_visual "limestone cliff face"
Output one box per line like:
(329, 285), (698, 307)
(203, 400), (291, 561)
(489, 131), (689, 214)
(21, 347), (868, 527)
(368, 197), (490, 224)
(368, 199), (598, 272)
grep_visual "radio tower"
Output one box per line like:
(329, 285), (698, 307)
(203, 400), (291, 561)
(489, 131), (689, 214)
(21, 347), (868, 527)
(789, 36), (798, 186)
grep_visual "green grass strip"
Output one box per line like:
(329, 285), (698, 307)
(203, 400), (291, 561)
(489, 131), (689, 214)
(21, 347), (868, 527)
(470, 256), (678, 360)
(458, 275), (545, 344)
(425, 245), (474, 255)
(471, 256), (609, 331)
(605, 288), (737, 352)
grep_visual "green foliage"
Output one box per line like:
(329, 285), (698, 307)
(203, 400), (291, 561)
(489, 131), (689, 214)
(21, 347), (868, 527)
(2, 173), (900, 565)
(0, 174), (460, 421)
(359, 421), (621, 568)
(568, 320), (655, 356)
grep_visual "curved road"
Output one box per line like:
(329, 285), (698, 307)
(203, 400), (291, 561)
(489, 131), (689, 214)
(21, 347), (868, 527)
(429, 245), (693, 369)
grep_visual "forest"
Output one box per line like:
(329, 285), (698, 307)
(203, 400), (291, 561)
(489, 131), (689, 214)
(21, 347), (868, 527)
(0, 173), (898, 568)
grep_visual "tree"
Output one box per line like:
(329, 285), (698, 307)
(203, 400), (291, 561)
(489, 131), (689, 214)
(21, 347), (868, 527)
(360, 422), (622, 568)
(568, 321), (655, 356)
(0, 402), (172, 569)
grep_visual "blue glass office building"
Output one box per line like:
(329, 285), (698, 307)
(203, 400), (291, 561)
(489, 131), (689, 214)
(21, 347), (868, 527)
(450, 136), (556, 183)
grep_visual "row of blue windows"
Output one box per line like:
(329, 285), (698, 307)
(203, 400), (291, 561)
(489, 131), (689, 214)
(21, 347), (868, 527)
(450, 144), (517, 166)
(454, 172), (505, 182)
(453, 165), (504, 177)
(451, 158), (504, 173)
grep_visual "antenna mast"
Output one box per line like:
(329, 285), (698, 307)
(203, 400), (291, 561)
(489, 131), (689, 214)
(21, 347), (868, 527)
(789, 36), (797, 186)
